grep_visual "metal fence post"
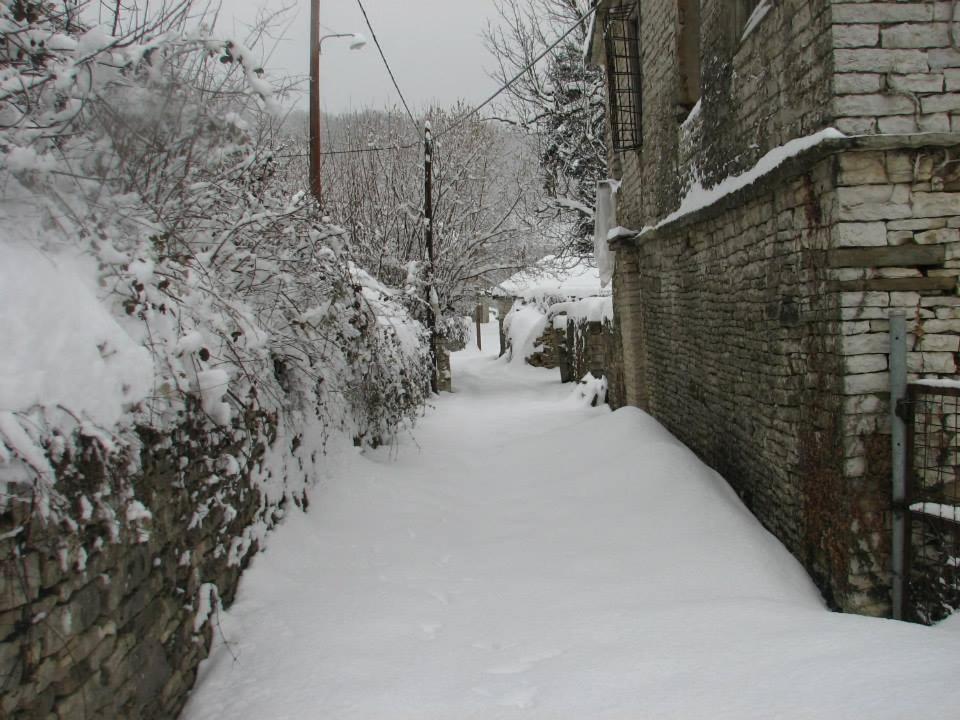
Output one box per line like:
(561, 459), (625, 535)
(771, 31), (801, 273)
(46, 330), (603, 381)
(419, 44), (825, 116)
(890, 310), (907, 620)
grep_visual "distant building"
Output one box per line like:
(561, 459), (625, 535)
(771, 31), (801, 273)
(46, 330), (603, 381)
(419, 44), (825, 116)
(587, 0), (960, 616)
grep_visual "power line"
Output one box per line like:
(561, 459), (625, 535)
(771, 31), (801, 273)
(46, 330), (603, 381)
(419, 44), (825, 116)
(289, 6), (596, 158)
(434, 6), (597, 141)
(354, 0), (423, 139)
(322, 142), (417, 156)
(275, 142), (418, 158)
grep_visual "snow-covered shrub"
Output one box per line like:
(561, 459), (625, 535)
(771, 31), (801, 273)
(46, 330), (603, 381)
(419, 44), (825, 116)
(0, 1), (430, 519)
(438, 314), (471, 351)
(502, 301), (551, 364)
(0, 5), (429, 714)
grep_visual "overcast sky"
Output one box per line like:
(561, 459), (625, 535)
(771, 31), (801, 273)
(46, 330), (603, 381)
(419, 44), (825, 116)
(226, 0), (504, 114)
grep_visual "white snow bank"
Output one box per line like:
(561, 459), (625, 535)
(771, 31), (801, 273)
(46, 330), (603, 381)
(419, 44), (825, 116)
(0, 243), (153, 428)
(627, 128), (847, 241)
(502, 303), (549, 363)
(914, 378), (960, 389)
(494, 255), (608, 302)
(910, 502), (960, 523)
(565, 373), (607, 407)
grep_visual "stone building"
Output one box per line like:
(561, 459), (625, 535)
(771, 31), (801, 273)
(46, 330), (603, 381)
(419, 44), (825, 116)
(586, 0), (960, 615)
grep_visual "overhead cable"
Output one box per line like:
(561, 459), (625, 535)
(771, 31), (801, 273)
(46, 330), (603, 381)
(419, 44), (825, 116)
(434, 6), (597, 141)
(354, 0), (424, 139)
(301, 6), (597, 156)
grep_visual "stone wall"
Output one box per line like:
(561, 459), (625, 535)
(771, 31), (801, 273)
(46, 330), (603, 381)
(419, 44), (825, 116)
(832, 2), (960, 135)
(0, 404), (303, 719)
(609, 137), (960, 615)
(694, 0), (834, 188)
(605, 0), (959, 231)
(556, 315), (617, 387)
(524, 324), (563, 370)
(830, 140), (960, 608)
(611, 151), (848, 606)
(604, 0), (835, 229)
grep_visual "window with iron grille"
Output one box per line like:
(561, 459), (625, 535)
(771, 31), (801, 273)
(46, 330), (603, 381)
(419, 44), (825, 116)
(604, 3), (642, 152)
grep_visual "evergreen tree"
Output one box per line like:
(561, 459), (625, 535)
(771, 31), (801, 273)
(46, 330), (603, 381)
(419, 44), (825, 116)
(485, 0), (607, 256)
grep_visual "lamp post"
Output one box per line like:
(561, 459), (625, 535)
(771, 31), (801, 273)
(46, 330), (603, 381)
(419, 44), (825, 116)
(309, 0), (366, 204)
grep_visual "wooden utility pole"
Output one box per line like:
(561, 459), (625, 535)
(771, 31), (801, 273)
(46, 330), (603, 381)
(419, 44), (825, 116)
(424, 122), (438, 393)
(309, 0), (322, 204)
(475, 299), (482, 350)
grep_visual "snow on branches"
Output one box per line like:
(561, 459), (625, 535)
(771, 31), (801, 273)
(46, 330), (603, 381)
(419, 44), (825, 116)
(0, 1), (431, 521)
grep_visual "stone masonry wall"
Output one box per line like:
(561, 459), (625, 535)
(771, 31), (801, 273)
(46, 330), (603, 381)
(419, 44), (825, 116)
(602, 0), (835, 230)
(555, 315), (618, 387)
(610, 139), (960, 615)
(612, 154), (852, 608)
(828, 141), (960, 610)
(0, 405), (301, 719)
(832, 2), (960, 136)
(524, 323), (562, 370)
(692, 0), (835, 194)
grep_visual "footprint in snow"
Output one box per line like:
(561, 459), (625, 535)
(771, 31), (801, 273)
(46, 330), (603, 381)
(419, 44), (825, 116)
(420, 623), (442, 639)
(498, 685), (538, 709)
(485, 649), (563, 675)
(427, 589), (450, 605)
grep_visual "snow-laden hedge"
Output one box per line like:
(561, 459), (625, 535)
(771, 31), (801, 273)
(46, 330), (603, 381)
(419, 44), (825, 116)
(0, 1), (430, 522)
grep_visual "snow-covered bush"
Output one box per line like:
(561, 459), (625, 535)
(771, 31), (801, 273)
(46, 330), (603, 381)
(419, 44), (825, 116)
(0, 1), (430, 520)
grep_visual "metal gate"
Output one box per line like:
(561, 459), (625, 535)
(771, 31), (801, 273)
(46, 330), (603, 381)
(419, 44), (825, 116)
(903, 383), (960, 623)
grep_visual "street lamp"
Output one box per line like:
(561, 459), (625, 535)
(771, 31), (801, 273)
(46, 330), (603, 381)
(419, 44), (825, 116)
(321, 32), (367, 52)
(309, 1), (367, 204)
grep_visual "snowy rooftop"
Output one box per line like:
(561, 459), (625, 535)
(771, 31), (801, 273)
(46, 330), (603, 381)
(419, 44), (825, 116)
(493, 255), (609, 301)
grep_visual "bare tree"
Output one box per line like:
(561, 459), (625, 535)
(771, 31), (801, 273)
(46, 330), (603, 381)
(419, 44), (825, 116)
(318, 105), (545, 333)
(483, 0), (607, 255)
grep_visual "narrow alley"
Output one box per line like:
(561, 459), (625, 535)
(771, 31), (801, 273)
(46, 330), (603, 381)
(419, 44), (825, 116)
(182, 323), (959, 720)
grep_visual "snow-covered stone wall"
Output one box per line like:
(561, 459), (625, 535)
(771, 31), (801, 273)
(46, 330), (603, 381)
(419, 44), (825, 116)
(593, 0), (960, 618)
(500, 296), (619, 395)
(0, 406), (309, 718)
(609, 136), (960, 617)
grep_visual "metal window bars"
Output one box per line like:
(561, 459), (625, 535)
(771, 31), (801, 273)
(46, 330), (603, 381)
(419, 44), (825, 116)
(603, 3), (642, 152)
(904, 384), (960, 624)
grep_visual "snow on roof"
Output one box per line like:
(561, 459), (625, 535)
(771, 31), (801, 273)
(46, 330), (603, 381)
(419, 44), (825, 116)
(549, 296), (614, 328)
(493, 255), (609, 301)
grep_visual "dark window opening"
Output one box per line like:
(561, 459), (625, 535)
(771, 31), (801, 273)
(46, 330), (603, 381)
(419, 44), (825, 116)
(676, 0), (700, 122)
(604, 3), (642, 152)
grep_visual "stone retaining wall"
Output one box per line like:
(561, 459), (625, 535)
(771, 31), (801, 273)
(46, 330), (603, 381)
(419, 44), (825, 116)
(556, 316), (617, 387)
(0, 404), (303, 719)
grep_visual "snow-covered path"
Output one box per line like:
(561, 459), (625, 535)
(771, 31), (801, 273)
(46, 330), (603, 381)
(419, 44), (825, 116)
(183, 323), (959, 720)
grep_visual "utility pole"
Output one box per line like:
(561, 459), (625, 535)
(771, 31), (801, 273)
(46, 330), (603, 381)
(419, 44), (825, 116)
(309, 0), (322, 204)
(424, 122), (438, 393)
